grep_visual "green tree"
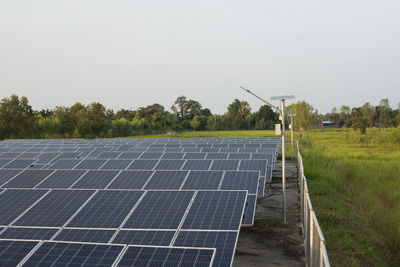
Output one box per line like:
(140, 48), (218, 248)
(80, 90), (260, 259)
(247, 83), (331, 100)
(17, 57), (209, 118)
(360, 102), (376, 127)
(87, 102), (108, 136)
(0, 95), (36, 139)
(252, 105), (278, 130)
(226, 99), (251, 129)
(286, 101), (319, 131)
(377, 98), (391, 128)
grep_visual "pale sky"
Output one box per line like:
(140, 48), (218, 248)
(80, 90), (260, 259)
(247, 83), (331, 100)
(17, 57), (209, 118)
(1, 0), (400, 114)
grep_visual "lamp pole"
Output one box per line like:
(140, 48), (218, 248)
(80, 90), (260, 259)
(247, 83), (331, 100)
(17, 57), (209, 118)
(241, 86), (294, 224)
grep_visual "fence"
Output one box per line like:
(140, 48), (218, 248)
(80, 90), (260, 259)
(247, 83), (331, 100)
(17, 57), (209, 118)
(297, 141), (330, 267)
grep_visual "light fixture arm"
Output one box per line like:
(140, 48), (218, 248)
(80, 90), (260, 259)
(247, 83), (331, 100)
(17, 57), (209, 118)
(240, 86), (281, 113)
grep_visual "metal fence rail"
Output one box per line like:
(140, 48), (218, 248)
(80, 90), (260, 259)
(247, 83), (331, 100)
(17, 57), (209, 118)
(297, 141), (330, 267)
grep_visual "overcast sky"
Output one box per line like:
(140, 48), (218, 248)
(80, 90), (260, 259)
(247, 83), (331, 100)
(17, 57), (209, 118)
(1, 0), (400, 114)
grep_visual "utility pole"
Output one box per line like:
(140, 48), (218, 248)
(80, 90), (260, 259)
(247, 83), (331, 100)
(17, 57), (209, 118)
(288, 114), (296, 160)
(241, 86), (294, 224)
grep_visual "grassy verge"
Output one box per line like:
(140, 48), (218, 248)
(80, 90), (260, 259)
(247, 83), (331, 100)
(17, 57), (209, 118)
(300, 129), (400, 266)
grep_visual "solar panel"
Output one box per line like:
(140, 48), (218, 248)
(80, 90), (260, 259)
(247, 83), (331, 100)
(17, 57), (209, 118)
(145, 171), (188, 190)
(182, 191), (246, 230)
(0, 159), (13, 168)
(155, 160), (185, 170)
(210, 160), (239, 171)
(36, 170), (86, 188)
(97, 151), (122, 159)
(107, 170), (153, 189)
(116, 245), (215, 267)
(74, 159), (107, 169)
(0, 189), (47, 225)
(67, 190), (143, 228)
(182, 160), (212, 170)
(242, 195), (257, 225)
(0, 227), (58, 240)
(2, 170), (54, 189)
(161, 153), (184, 159)
(206, 153), (228, 160)
(238, 159), (267, 177)
(0, 170), (22, 186)
(127, 159), (158, 170)
(0, 152), (22, 159)
(2, 159), (36, 169)
(71, 170), (119, 189)
(113, 230), (175, 246)
(49, 159), (81, 169)
(182, 171), (223, 190)
(23, 241), (124, 266)
(35, 153), (60, 164)
(13, 189), (94, 227)
(54, 229), (115, 243)
(228, 153), (251, 160)
(221, 171), (259, 195)
(123, 191), (194, 229)
(118, 152), (143, 159)
(0, 240), (38, 266)
(17, 152), (40, 159)
(139, 152), (163, 159)
(183, 153), (207, 159)
(100, 159), (132, 170)
(174, 231), (237, 267)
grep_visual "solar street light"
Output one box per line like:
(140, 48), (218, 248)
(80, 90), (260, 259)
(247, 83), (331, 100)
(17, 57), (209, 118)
(241, 87), (295, 224)
(288, 114), (296, 160)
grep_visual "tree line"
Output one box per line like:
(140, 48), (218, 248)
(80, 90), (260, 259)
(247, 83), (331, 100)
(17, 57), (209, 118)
(0, 95), (279, 139)
(1, 95), (399, 139)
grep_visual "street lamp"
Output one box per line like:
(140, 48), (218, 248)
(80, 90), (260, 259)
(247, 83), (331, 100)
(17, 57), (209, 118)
(288, 114), (296, 160)
(240, 86), (295, 224)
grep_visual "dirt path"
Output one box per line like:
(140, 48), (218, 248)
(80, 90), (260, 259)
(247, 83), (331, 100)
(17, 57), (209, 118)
(234, 159), (305, 266)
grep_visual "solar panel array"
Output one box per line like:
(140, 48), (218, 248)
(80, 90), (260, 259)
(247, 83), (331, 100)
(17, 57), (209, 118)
(0, 137), (280, 266)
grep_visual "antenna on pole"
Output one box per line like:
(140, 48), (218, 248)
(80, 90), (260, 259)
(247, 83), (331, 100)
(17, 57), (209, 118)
(241, 86), (295, 224)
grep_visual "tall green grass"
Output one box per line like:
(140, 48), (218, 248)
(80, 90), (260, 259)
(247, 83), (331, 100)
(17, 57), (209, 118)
(300, 129), (400, 266)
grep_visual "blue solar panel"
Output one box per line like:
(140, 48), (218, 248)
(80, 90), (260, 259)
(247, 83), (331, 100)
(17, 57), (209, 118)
(219, 148), (239, 153)
(238, 159), (267, 177)
(2, 170), (54, 188)
(174, 231), (237, 267)
(0, 240), (38, 266)
(97, 151), (122, 159)
(206, 153), (228, 160)
(145, 171), (188, 189)
(74, 159), (107, 169)
(13, 189), (94, 227)
(161, 153), (184, 159)
(228, 153), (251, 159)
(258, 176), (266, 196)
(72, 170), (119, 189)
(164, 147), (183, 152)
(35, 153), (59, 164)
(0, 159), (13, 168)
(238, 148), (257, 153)
(221, 171), (259, 195)
(36, 170), (86, 188)
(182, 191), (246, 230)
(113, 230), (175, 246)
(107, 170), (153, 189)
(210, 160), (239, 171)
(182, 171), (223, 190)
(0, 189), (47, 225)
(0, 152), (22, 159)
(67, 190), (143, 228)
(23, 241), (124, 266)
(140, 152), (163, 159)
(2, 159), (36, 169)
(16, 152), (40, 159)
(100, 159), (132, 170)
(183, 153), (207, 159)
(49, 159), (81, 169)
(54, 229), (115, 243)
(118, 152), (143, 159)
(155, 160), (185, 170)
(0, 170), (22, 186)
(0, 227), (58, 240)
(117, 246), (215, 267)
(201, 148), (220, 153)
(127, 159), (158, 170)
(123, 191), (193, 229)
(242, 195), (257, 225)
(182, 160), (212, 170)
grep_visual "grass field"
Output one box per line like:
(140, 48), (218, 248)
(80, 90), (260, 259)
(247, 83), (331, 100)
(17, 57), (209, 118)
(300, 129), (400, 266)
